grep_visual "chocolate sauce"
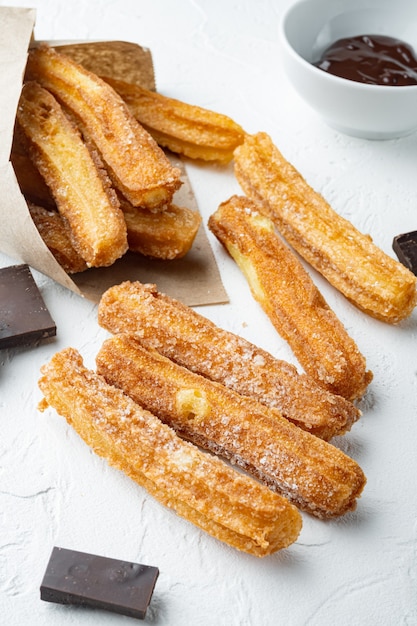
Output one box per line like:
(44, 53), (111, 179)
(314, 35), (417, 86)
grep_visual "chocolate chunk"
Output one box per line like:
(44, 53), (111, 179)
(0, 264), (56, 349)
(40, 547), (159, 620)
(393, 231), (417, 276)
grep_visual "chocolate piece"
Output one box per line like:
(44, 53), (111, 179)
(0, 264), (56, 349)
(40, 547), (159, 620)
(393, 231), (417, 276)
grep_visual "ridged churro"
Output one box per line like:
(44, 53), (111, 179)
(208, 195), (372, 401)
(26, 45), (182, 210)
(103, 76), (245, 163)
(234, 132), (417, 324)
(16, 81), (128, 267)
(13, 148), (200, 262)
(98, 281), (360, 440)
(38, 347), (302, 557)
(120, 198), (201, 260)
(28, 203), (88, 274)
(96, 334), (366, 518)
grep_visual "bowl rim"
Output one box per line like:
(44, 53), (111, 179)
(279, 0), (417, 93)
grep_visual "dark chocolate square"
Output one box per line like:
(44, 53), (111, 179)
(40, 547), (159, 620)
(392, 231), (417, 276)
(0, 264), (56, 349)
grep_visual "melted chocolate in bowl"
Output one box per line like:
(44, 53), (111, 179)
(314, 35), (417, 86)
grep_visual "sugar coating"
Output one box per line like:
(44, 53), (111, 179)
(234, 132), (417, 323)
(98, 281), (360, 441)
(38, 347), (302, 557)
(95, 334), (366, 519)
(208, 194), (373, 401)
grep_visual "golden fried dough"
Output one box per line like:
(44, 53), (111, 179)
(234, 132), (417, 324)
(26, 45), (182, 209)
(208, 195), (372, 401)
(103, 76), (245, 163)
(38, 347), (302, 557)
(28, 203), (88, 274)
(16, 81), (128, 267)
(120, 198), (201, 259)
(98, 281), (360, 440)
(96, 334), (366, 518)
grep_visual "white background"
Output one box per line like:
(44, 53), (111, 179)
(1, 1), (416, 624)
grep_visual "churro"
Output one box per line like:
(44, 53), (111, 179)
(28, 203), (88, 274)
(98, 281), (360, 440)
(16, 81), (128, 267)
(13, 109), (199, 264)
(26, 45), (182, 210)
(38, 347), (302, 557)
(96, 334), (366, 518)
(208, 195), (372, 401)
(120, 198), (201, 260)
(103, 76), (245, 163)
(234, 132), (417, 324)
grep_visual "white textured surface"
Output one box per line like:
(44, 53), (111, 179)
(1, 1), (417, 624)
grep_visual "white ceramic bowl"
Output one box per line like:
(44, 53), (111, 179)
(280, 0), (417, 139)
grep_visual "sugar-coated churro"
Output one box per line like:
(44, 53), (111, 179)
(28, 203), (88, 274)
(234, 132), (417, 324)
(208, 195), (372, 400)
(38, 347), (302, 557)
(103, 76), (245, 163)
(96, 334), (366, 518)
(120, 198), (201, 260)
(97, 281), (361, 440)
(26, 45), (182, 210)
(16, 153), (200, 262)
(16, 81), (128, 267)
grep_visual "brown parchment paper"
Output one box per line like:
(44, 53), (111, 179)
(0, 7), (229, 307)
